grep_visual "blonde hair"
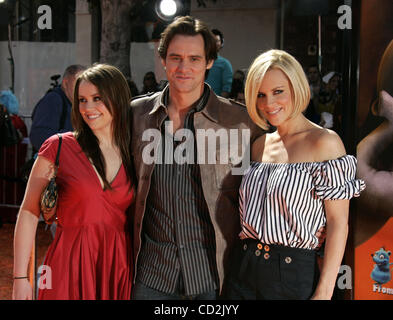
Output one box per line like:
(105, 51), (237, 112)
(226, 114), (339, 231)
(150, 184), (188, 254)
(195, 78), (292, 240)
(245, 49), (310, 130)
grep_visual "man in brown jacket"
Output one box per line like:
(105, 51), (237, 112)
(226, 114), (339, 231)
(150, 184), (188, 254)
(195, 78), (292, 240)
(130, 16), (264, 300)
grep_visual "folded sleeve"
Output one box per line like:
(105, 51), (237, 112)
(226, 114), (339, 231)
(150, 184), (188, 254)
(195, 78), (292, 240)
(312, 155), (366, 200)
(38, 134), (61, 164)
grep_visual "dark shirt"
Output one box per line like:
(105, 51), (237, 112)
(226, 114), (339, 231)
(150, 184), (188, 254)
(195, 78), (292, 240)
(136, 85), (219, 295)
(30, 86), (72, 151)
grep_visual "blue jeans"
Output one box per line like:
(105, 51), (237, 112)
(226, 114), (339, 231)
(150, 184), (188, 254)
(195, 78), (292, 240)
(132, 279), (218, 300)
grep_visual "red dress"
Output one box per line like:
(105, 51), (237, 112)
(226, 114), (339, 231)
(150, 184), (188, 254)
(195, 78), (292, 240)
(37, 132), (135, 300)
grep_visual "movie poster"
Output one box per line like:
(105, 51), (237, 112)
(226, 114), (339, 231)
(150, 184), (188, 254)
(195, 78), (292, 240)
(354, 0), (393, 300)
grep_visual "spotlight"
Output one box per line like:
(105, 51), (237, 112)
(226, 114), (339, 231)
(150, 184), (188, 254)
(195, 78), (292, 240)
(155, 0), (182, 21)
(160, 0), (176, 16)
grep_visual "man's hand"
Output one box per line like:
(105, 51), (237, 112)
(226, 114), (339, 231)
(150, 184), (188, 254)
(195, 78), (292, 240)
(315, 226), (327, 249)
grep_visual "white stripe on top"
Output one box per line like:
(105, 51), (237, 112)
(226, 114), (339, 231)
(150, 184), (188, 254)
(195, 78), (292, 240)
(239, 155), (365, 250)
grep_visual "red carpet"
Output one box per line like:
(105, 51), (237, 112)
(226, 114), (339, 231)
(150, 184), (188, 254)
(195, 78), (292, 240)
(0, 222), (52, 300)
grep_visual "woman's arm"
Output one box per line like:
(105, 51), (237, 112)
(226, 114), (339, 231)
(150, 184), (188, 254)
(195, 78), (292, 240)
(12, 155), (55, 300)
(311, 129), (349, 300)
(13, 211), (39, 300)
(311, 199), (349, 300)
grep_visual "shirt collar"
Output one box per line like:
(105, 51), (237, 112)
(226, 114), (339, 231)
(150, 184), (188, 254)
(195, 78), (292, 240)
(149, 83), (210, 115)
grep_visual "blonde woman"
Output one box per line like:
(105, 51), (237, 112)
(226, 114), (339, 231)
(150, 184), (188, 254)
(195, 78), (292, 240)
(223, 50), (365, 300)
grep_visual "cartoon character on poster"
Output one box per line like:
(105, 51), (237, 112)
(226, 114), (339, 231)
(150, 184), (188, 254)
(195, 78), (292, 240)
(355, 39), (393, 299)
(356, 40), (393, 245)
(370, 248), (393, 291)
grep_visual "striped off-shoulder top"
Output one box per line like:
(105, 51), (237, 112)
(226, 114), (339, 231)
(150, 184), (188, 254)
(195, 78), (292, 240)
(239, 155), (366, 250)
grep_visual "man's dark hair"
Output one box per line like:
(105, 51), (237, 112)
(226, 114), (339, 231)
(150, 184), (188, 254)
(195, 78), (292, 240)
(63, 64), (86, 79)
(158, 16), (217, 63)
(306, 64), (320, 74)
(211, 29), (224, 45)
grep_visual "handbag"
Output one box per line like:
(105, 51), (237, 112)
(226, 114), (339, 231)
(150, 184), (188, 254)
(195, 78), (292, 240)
(0, 106), (21, 147)
(40, 134), (62, 225)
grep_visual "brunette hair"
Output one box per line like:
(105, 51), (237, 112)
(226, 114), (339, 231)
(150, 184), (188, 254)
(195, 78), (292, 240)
(158, 16), (217, 63)
(72, 63), (134, 190)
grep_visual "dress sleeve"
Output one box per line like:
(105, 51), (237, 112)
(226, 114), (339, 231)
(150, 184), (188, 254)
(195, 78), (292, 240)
(37, 134), (61, 164)
(312, 155), (366, 200)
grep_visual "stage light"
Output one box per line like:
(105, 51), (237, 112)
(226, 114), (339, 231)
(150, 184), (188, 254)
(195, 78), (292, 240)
(155, 0), (181, 21)
(160, 0), (177, 16)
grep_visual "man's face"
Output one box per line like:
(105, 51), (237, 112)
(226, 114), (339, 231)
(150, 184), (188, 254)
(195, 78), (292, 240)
(328, 75), (340, 91)
(215, 35), (222, 51)
(162, 34), (213, 96)
(62, 75), (79, 102)
(307, 67), (319, 84)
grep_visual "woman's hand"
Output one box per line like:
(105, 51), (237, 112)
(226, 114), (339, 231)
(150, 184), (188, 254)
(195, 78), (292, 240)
(12, 278), (33, 300)
(13, 156), (52, 301)
(310, 292), (331, 300)
(312, 199), (350, 301)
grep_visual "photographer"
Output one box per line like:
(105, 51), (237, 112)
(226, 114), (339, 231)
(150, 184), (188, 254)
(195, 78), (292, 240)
(30, 65), (85, 151)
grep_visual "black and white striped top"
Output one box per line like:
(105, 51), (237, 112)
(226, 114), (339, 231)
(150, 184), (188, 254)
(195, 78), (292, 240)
(239, 155), (365, 250)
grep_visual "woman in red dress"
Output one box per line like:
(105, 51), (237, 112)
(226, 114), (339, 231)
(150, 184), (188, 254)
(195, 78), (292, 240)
(13, 64), (136, 300)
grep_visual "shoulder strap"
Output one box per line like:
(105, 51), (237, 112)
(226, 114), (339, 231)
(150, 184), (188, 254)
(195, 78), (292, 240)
(54, 134), (63, 167)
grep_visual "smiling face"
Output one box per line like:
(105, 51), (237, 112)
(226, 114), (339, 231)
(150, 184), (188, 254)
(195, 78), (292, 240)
(162, 34), (213, 97)
(256, 68), (294, 128)
(77, 80), (113, 134)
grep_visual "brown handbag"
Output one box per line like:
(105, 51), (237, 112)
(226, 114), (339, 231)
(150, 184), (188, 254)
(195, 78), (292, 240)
(40, 134), (62, 224)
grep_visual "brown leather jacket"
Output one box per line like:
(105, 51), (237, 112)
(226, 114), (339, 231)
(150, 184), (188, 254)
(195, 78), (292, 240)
(130, 86), (265, 292)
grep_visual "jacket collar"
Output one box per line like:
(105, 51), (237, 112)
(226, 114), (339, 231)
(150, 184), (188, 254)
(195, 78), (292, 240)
(148, 83), (220, 123)
(148, 87), (167, 116)
(200, 84), (219, 123)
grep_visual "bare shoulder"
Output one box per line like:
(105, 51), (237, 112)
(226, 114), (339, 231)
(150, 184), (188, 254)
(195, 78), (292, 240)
(309, 128), (346, 162)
